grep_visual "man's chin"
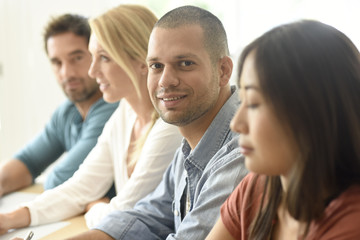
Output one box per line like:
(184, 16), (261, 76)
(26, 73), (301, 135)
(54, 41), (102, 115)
(66, 94), (88, 103)
(65, 89), (97, 103)
(159, 113), (191, 127)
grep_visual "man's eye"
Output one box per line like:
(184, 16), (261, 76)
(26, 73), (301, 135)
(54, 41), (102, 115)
(51, 60), (61, 68)
(75, 55), (83, 61)
(69, 55), (85, 64)
(150, 63), (163, 69)
(180, 61), (194, 67)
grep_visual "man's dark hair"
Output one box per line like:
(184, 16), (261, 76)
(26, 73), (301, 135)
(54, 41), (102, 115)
(155, 5), (229, 64)
(43, 14), (90, 54)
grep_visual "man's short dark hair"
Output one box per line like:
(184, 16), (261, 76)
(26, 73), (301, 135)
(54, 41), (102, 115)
(155, 5), (229, 64)
(43, 14), (90, 54)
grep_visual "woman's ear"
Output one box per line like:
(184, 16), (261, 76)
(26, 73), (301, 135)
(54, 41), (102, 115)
(218, 56), (233, 87)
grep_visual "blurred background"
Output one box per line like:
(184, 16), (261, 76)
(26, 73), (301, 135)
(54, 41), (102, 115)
(0, 0), (359, 161)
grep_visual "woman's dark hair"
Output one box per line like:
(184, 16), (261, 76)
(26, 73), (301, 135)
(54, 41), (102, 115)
(237, 20), (360, 239)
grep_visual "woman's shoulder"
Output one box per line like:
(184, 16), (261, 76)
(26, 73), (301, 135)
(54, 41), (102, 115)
(326, 185), (360, 213)
(235, 173), (266, 194)
(309, 185), (360, 239)
(225, 173), (266, 211)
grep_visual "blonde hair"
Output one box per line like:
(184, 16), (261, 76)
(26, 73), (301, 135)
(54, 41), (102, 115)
(89, 4), (157, 98)
(89, 5), (159, 168)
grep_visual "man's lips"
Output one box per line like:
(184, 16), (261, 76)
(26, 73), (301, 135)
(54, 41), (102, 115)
(156, 94), (186, 108)
(65, 81), (81, 90)
(160, 96), (186, 101)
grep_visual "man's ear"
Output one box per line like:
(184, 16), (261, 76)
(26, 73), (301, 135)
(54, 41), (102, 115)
(218, 56), (233, 87)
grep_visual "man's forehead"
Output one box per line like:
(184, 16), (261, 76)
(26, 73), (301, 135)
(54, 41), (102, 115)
(47, 33), (88, 58)
(150, 24), (202, 37)
(147, 26), (205, 61)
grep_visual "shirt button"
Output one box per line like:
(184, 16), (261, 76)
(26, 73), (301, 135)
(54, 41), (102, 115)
(174, 210), (179, 216)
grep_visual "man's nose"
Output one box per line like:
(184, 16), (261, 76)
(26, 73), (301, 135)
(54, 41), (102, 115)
(60, 62), (76, 79)
(158, 66), (180, 88)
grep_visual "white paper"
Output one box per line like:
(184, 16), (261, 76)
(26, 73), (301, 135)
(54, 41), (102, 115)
(0, 221), (70, 240)
(0, 191), (39, 212)
(0, 192), (70, 240)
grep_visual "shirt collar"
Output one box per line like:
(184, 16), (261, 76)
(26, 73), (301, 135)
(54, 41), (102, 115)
(182, 86), (239, 171)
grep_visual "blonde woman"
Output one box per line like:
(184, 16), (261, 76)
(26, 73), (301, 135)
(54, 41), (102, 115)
(0, 4), (182, 233)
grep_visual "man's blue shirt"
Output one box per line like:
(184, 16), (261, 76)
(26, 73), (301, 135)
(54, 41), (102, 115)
(14, 98), (118, 190)
(96, 86), (248, 239)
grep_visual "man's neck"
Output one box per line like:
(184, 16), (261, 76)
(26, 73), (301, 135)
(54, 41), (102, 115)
(75, 90), (103, 120)
(180, 86), (232, 149)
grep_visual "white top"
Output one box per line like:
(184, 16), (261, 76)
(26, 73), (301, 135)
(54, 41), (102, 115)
(25, 100), (183, 227)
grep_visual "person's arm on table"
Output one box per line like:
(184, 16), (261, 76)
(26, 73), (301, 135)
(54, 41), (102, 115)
(0, 160), (32, 196)
(0, 207), (30, 235)
(0, 139), (115, 232)
(92, 161), (177, 240)
(2, 110), (117, 229)
(66, 229), (114, 240)
(12, 106), (69, 189)
(24, 140), (115, 226)
(0, 106), (65, 197)
(85, 197), (110, 212)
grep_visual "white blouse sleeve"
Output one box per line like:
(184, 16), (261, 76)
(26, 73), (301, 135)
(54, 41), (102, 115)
(84, 119), (183, 228)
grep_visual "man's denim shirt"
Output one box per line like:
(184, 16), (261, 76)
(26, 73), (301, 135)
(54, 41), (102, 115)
(96, 86), (248, 239)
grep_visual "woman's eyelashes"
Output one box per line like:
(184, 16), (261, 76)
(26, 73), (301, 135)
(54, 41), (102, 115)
(246, 103), (259, 109)
(100, 55), (110, 62)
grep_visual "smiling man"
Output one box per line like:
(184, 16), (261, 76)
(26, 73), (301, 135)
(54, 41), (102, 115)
(67, 5), (247, 240)
(0, 14), (118, 197)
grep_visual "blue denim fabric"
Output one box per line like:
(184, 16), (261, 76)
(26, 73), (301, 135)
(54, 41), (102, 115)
(96, 86), (248, 239)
